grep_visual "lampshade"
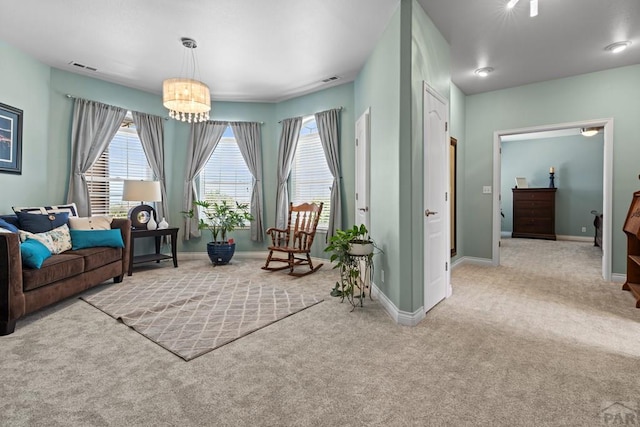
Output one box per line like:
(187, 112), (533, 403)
(162, 37), (211, 123)
(122, 180), (162, 203)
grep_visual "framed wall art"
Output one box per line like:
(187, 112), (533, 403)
(0, 103), (23, 174)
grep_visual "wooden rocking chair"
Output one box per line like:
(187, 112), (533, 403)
(262, 202), (324, 277)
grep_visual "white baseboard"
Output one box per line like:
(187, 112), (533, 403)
(501, 231), (511, 238)
(611, 273), (626, 283)
(371, 283), (425, 326)
(451, 256), (494, 269)
(556, 235), (594, 243)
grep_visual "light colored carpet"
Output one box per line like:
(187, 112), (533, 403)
(81, 271), (323, 360)
(2, 241), (640, 426)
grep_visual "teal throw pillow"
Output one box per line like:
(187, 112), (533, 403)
(16, 211), (69, 234)
(70, 229), (125, 250)
(20, 238), (52, 269)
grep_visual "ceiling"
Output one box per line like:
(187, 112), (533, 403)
(0, 0), (639, 102)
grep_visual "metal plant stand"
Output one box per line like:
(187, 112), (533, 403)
(341, 253), (374, 311)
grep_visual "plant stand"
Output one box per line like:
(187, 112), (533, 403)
(340, 253), (374, 311)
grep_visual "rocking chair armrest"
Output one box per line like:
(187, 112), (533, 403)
(265, 227), (289, 235)
(266, 227), (290, 246)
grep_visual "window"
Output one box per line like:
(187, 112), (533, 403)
(290, 117), (332, 229)
(86, 118), (154, 217)
(199, 126), (253, 223)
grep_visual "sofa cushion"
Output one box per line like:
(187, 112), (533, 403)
(22, 253), (85, 291)
(67, 246), (123, 272)
(70, 229), (124, 250)
(20, 239), (52, 269)
(69, 216), (113, 230)
(0, 218), (19, 233)
(19, 224), (73, 254)
(13, 203), (79, 217)
(16, 211), (69, 233)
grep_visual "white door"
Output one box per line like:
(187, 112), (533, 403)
(355, 108), (371, 230)
(423, 84), (450, 313)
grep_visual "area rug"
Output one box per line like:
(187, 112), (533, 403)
(81, 271), (323, 360)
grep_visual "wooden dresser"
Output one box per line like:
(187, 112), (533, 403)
(623, 191), (640, 308)
(512, 188), (557, 240)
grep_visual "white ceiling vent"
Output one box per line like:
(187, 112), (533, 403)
(321, 75), (341, 83)
(68, 61), (98, 72)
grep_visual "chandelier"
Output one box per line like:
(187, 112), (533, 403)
(162, 37), (211, 123)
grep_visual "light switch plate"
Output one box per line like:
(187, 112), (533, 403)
(483, 186), (492, 194)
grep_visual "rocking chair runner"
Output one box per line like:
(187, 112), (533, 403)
(262, 202), (324, 276)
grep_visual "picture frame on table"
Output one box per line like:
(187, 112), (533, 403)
(0, 103), (23, 175)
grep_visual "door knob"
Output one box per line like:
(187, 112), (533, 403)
(425, 209), (438, 217)
(358, 207), (369, 212)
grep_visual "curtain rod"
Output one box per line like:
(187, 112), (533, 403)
(65, 95), (266, 125)
(65, 94), (168, 121)
(278, 106), (343, 124)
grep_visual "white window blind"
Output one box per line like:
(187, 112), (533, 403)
(199, 127), (253, 224)
(290, 118), (332, 229)
(86, 121), (153, 217)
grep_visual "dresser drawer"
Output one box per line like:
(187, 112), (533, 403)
(513, 191), (554, 202)
(514, 217), (552, 230)
(514, 200), (553, 211)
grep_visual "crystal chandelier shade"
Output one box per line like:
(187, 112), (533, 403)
(162, 38), (211, 123)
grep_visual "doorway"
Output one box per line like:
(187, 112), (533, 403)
(355, 108), (371, 229)
(492, 119), (613, 280)
(423, 83), (451, 313)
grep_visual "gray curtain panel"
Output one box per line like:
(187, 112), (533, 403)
(67, 99), (127, 217)
(132, 112), (168, 225)
(315, 108), (342, 239)
(230, 122), (264, 242)
(183, 121), (227, 239)
(275, 117), (302, 229)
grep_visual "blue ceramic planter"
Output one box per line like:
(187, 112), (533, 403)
(207, 242), (236, 265)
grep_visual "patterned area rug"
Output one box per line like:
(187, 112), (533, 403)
(82, 270), (323, 360)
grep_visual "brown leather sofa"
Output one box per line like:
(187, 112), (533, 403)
(0, 217), (131, 335)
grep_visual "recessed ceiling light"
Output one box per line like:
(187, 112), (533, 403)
(605, 41), (631, 54)
(474, 67), (494, 77)
(506, 0), (520, 9)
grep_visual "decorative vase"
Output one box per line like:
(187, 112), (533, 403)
(158, 217), (169, 229)
(147, 213), (157, 230)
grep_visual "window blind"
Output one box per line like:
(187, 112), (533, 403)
(86, 124), (153, 217)
(199, 134), (253, 224)
(290, 119), (332, 229)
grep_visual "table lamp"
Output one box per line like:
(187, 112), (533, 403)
(122, 180), (162, 229)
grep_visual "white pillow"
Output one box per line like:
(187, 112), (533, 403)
(69, 216), (113, 230)
(19, 224), (72, 254)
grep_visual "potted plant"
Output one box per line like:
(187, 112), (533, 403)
(183, 200), (253, 265)
(324, 224), (380, 308)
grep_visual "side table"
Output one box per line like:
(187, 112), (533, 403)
(128, 227), (179, 276)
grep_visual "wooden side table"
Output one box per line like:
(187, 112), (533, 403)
(128, 227), (179, 276)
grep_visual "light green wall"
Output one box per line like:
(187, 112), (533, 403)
(0, 41), (52, 207)
(353, 0), (451, 313)
(354, 5), (402, 307)
(464, 64), (640, 274)
(501, 134), (604, 237)
(407, 0), (451, 311)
